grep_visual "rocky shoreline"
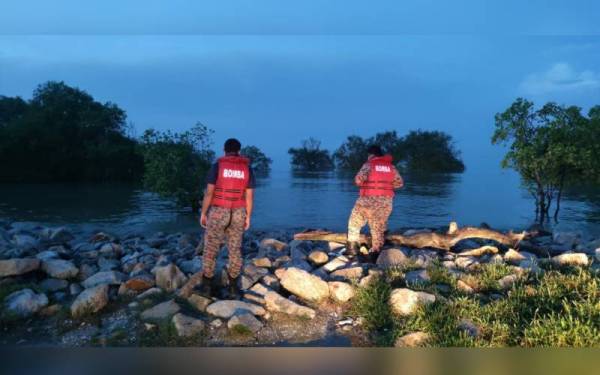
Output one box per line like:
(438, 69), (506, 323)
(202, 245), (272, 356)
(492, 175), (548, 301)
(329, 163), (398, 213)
(0, 220), (599, 347)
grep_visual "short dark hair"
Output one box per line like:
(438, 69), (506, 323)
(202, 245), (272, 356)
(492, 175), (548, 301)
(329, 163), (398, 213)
(367, 145), (383, 157)
(224, 138), (241, 153)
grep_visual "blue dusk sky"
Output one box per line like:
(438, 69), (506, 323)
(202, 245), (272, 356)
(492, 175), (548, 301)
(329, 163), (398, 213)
(1, 1), (599, 169)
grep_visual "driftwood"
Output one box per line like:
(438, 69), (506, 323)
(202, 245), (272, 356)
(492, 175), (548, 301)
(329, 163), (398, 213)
(293, 222), (528, 251)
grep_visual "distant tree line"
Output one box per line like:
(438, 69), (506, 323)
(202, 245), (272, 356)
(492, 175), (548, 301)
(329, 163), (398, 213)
(0, 81), (273, 209)
(289, 130), (465, 173)
(493, 98), (600, 222)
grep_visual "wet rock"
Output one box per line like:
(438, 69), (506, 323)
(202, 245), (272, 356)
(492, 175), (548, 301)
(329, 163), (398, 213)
(82, 271), (127, 288)
(40, 278), (69, 292)
(99, 243), (121, 258)
(263, 291), (316, 319)
(125, 273), (155, 291)
(172, 313), (205, 337)
(376, 248), (409, 268)
(405, 269), (430, 285)
(179, 256), (202, 274)
(259, 238), (288, 252)
(252, 257), (272, 268)
(141, 299), (181, 321)
(98, 257), (119, 271)
(188, 293), (212, 312)
(36, 250), (59, 261)
(48, 227), (74, 244)
(136, 287), (163, 300)
(394, 331), (430, 347)
(553, 231), (581, 248)
(389, 288), (435, 316)
(330, 266), (364, 282)
(307, 250), (329, 266)
(13, 234), (38, 250)
(206, 300), (266, 319)
(154, 263), (188, 292)
(409, 250), (438, 268)
(551, 253), (589, 267)
(228, 311), (263, 334)
(4, 289), (48, 317)
(328, 281), (355, 303)
(41, 259), (78, 279)
(71, 284), (109, 318)
(280, 267), (329, 302)
(321, 256), (349, 273)
(78, 264), (98, 281)
(0, 258), (40, 277)
(69, 283), (83, 295)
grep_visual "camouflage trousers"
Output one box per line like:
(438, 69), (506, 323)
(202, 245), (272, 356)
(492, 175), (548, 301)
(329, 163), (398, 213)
(347, 196), (393, 252)
(201, 206), (246, 279)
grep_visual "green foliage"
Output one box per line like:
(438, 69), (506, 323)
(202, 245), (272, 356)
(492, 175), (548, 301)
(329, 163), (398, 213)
(140, 123), (214, 210)
(492, 98), (600, 221)
(333, 130), (464, 173)
(138, 320), (205, 347)
(0, 81), (143, 183)
(241, 145), (272, 176)
(351, 264), (600, 347)
(288, 138), (334, 171)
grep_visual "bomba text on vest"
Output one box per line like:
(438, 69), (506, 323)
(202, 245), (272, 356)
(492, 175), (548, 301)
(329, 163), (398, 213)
(223, 169), (246, 179)
(374, 165), (391, 173)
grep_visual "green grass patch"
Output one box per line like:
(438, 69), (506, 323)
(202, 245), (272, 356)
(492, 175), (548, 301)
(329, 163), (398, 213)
(350, 267), (600, 347)
(138, 320), (204, 347)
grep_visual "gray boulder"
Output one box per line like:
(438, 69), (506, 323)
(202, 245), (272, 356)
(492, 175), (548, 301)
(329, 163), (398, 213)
(263, 291), (316, 319)
(228, 311), (263, 334)
(70, 284), (109, 318)
(154, 263), (188, 292)
(206, 300), (266, 319)
(389, 288), (435, 316)
(82, 271), (127, 288)
(280, 267), (330, 302)
(551, 253), (589, 267)
(140, 299), (181, 321)
(172, 313), (205, 337)
(41, 259), (78, 279)
(376, 248), (409, 268)
(40, 278), (69, 292)
(0, 258), (40, 277)
(4, 289), (48, 317)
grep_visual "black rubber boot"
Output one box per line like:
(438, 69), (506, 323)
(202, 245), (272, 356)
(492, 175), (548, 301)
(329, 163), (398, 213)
(345, 241), (359, 258)
(200, 275), (215, 298)
(368, 250), (380, 264)
(227, 275), (241, 300)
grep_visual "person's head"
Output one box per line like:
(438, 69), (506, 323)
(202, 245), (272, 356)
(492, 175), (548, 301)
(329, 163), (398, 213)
(367, 145), (383, 158)
(224, 138), (241, 154)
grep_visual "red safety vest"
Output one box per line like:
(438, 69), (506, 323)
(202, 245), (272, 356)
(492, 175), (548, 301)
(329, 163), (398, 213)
(359, 155), (395, 197)
(212, 155), (250, 208)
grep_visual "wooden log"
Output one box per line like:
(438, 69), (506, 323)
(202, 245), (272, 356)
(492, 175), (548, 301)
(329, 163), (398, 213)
(293, 222), (528, 251)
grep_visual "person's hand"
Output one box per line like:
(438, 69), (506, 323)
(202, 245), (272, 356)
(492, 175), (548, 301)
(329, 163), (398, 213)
(200, 213), (207, 228)
(244, 216), (251, 231)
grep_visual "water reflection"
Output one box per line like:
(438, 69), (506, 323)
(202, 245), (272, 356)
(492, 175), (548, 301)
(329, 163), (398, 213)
(0, 168), (599, 237)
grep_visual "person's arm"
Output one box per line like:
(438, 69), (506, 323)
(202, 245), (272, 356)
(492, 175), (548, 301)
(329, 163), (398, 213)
(354, 163), (370, 186)
(392, 166), (404, 190)
(199, 184), (215, 228)
(244, 189), (254, 230)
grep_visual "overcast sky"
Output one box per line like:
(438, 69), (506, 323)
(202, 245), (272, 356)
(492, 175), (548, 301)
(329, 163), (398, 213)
(1, 1), (599, 169)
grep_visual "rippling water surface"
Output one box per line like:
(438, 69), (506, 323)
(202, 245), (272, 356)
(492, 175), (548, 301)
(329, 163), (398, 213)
(1, 167), (599, 237)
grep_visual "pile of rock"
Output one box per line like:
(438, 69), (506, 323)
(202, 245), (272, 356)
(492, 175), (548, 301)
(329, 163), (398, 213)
(0, 220), (597, 346)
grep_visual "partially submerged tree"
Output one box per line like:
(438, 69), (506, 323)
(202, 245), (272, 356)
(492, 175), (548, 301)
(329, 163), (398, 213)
(492, 98), (598, 222)
(140, 123), (214, 210)
(333, 130), (463, 173)
(241, 145), (272, 176)
(0, 81), (142, 182)
(288, 138), (334, 172)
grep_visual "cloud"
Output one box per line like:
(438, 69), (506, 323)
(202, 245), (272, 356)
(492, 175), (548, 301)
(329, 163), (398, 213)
(519, 62), (600, 96)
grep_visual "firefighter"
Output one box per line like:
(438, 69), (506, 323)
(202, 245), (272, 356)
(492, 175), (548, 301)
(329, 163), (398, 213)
(179, 138), (255, 299)
(346, 145), (404, 262)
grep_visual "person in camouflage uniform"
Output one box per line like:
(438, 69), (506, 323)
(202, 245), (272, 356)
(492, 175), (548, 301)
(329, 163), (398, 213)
(346, 145), (403, 261)
(179, 138), (255, 299)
